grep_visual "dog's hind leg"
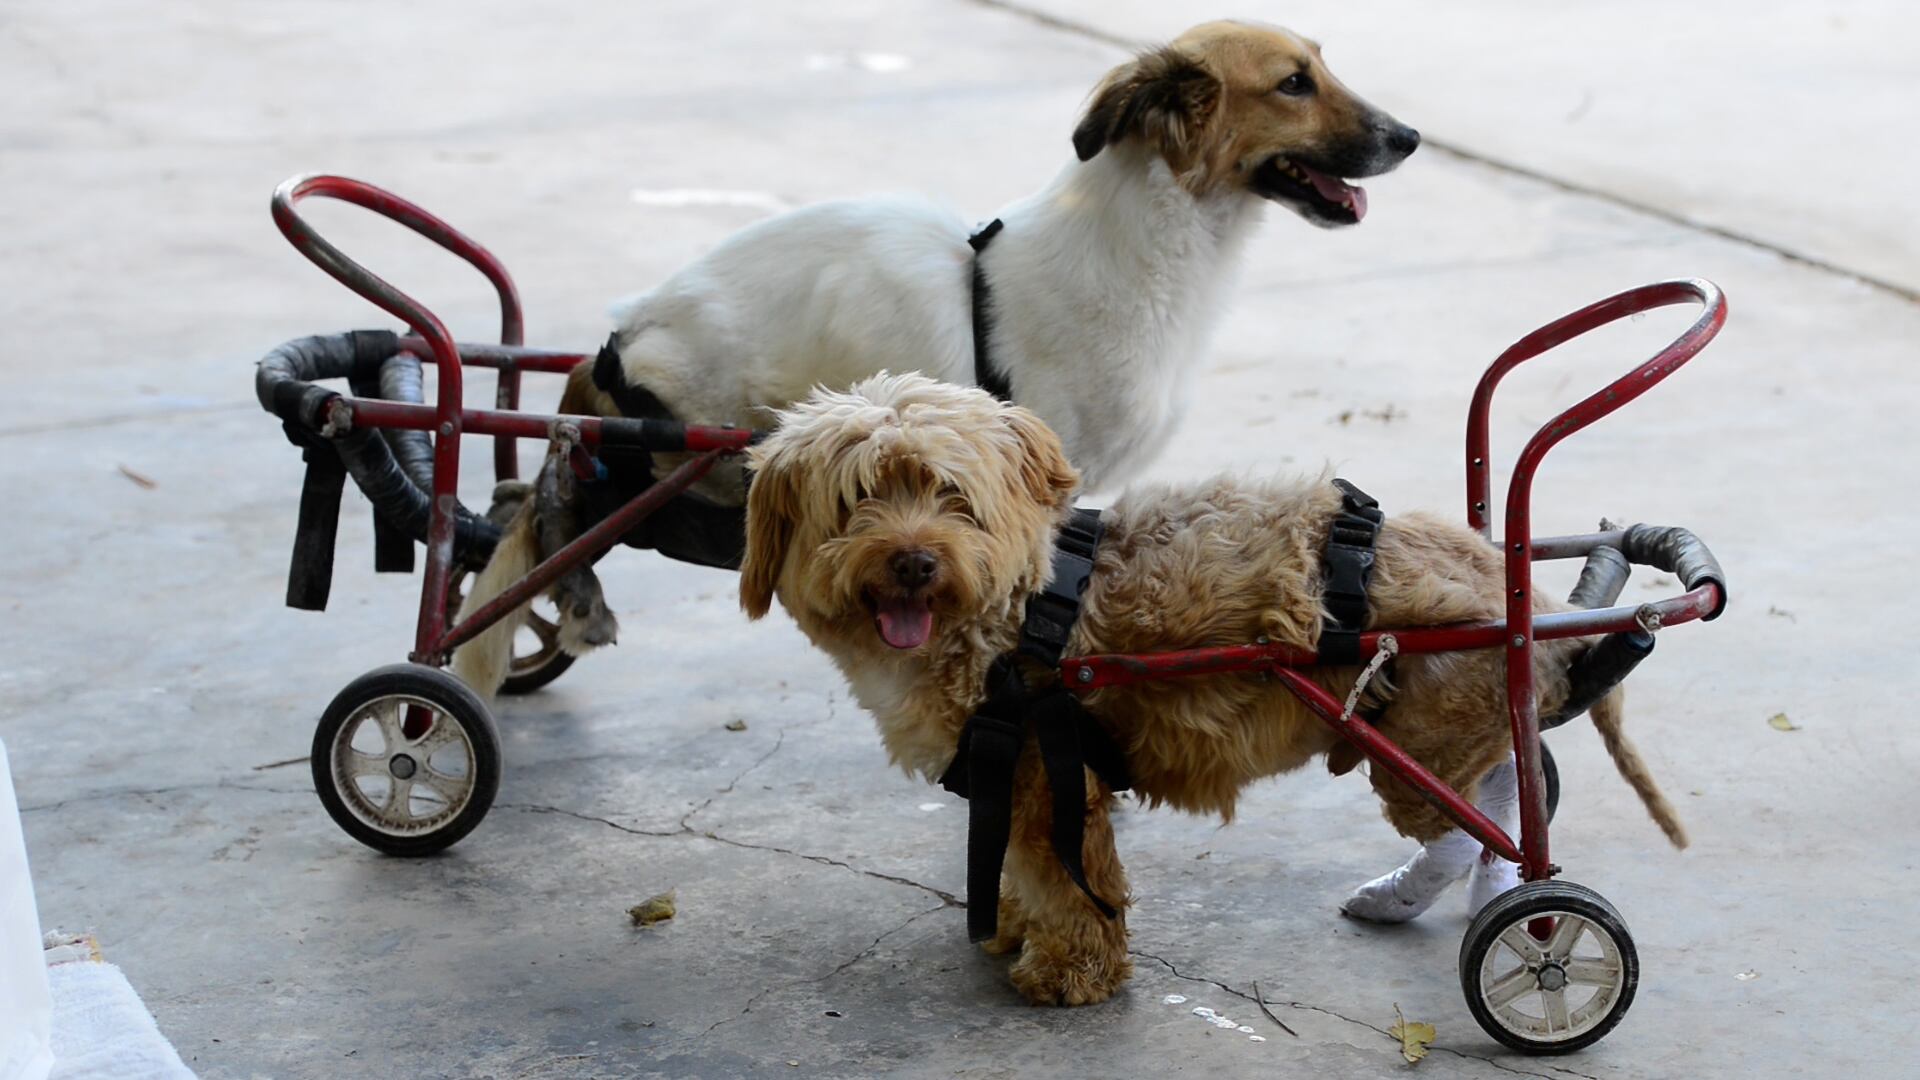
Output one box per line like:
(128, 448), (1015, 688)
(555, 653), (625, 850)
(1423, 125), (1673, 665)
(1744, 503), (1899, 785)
(1339, 826), (1480, 924)
(530, 454), (620, 657)
(1342, 756), (1518, 924)
(1464, 754), (1522, 914)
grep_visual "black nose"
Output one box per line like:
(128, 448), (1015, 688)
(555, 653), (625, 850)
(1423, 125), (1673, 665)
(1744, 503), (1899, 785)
(890, 549), (937, 590)
(1387, 125), (1421, 156)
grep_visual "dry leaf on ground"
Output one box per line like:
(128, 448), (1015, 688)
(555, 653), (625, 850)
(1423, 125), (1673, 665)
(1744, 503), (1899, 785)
(1768, 713), (1801, 732)
(1390, 1004), (1435, 1064)
(628, 889), (677, 927)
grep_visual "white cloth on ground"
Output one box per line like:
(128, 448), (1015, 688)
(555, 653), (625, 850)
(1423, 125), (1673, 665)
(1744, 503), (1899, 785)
(44, 962), (195, 1080)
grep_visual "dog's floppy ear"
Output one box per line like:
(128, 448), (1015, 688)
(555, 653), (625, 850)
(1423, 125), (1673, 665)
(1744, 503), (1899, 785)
(739, 447), (796, 620)
(1072, 46), (1221, 164)
(1000, 403), (1079, 511)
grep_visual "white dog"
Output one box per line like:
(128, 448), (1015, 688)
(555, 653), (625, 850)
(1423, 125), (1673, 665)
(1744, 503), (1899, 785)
(454, 19), (1419, 695)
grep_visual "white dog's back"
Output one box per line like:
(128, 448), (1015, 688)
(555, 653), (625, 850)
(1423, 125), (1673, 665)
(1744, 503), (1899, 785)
(612, 196), (978, 443)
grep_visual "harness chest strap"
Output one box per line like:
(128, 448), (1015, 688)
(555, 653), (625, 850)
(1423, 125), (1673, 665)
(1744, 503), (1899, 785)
(968, 218), (1013, 402)
(939, 507), (1128, 943)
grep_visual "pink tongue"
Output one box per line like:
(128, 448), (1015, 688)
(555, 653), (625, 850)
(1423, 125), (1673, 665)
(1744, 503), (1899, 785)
(1297, 163), (1367, 221)
(875, 598), (933, 650)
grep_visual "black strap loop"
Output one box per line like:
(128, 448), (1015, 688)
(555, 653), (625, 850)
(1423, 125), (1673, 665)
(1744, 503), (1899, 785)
(969, 219), (1012, 402)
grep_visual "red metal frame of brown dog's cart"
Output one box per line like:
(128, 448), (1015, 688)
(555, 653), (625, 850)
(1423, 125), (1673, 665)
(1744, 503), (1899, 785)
(1063, 279), (1727, 887)
(259, 174), (1726, 1056)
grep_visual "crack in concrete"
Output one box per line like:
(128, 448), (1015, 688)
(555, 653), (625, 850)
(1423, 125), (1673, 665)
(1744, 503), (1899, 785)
(960, 0), (1918, 304)
(500, 803), (682, 838)
(679, 727), (787, 831)
(19, 780), (312, 814)
(1128, 948), (1594, 1080)
(499, 801), (966, 908)
(0, 400), (254, 439)
(691, 903), (949, 1044)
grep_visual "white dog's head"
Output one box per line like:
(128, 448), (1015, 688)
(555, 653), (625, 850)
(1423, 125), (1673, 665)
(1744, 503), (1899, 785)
(740, 373), (1078, 657)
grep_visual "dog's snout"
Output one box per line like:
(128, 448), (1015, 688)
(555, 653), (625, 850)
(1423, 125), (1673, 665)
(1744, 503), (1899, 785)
(890, 549), (938, 590)
(1386, 124), (1421, 157)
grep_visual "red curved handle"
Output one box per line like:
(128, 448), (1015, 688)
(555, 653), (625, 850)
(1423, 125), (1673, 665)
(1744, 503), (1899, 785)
(1465, 278), (1727, 535)
(272, 173), (533, 648)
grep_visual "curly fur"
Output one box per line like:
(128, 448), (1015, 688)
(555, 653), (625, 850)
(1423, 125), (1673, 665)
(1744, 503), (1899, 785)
(743, 373), (1685, 1006)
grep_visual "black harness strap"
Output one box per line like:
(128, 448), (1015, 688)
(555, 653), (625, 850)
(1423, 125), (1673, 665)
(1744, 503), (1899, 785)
(940, 508), (1128, 943)
(968, 219), (1012, 402)
(592, 333), (677, 422)
(1319, 479), (1384, 665)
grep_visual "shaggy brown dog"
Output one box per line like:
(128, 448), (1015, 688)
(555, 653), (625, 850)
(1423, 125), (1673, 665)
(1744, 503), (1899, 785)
(740, 373), (1685, 1006)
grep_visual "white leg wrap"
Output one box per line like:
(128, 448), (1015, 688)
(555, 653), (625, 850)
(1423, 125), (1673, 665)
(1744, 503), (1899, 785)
(1466, 754), (1523, 916)
(1340, 827), (1480, 924)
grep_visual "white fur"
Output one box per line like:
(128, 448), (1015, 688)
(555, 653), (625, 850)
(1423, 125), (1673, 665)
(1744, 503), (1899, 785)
(611, 143), (1265, 497)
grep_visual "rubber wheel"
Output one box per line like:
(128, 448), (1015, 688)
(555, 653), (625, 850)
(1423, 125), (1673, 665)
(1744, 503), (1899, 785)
(1459, 880), (1638, 1054)
(311, 663), (502, 856)
(498, 604), (576, 695)
(1540, 740), (1561, 823)
(446, 569), (575, 695)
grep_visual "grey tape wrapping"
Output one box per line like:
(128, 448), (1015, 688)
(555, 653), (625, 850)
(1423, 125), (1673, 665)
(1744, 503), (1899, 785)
(257, 332), (502, 582)
(1566, 545), (1632, 611)
(1621, 524), (1728, 619)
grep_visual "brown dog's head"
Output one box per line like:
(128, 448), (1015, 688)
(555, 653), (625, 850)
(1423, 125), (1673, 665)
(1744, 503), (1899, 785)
(1072, 20), (1418, 227)
(740, 374), (1077, 658)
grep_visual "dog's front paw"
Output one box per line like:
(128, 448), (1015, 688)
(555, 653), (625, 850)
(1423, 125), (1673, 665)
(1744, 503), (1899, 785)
(979, 895), (1029, 956)
(1008, 936), (1132, 1006)
(557, 601), (619, 654)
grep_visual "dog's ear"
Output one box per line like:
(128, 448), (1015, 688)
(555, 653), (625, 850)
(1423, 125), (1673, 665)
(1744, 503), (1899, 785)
(1072, 47), (1221, 164)
(739, 448), (796, 620)
(1001, 404), (1079, 511)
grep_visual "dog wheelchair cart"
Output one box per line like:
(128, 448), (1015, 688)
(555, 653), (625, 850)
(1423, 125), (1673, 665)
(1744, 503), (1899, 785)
(256, 174), (1724, 1055)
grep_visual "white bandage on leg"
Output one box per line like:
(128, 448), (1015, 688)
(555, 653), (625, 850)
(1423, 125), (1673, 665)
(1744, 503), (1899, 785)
(1342, 753), (1529, 924)
(1340, 827), (1480, 923)
(1466, 754), (1522, 916)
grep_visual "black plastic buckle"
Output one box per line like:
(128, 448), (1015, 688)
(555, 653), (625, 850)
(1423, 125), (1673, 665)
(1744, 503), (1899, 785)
(1017, 508), (1103, 666)
(1321, 480), (1384, 665)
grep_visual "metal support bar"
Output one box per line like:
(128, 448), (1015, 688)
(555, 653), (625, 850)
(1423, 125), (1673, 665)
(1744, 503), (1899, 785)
(431, 450), (727, 659)
(1271, 669), (1524, 865)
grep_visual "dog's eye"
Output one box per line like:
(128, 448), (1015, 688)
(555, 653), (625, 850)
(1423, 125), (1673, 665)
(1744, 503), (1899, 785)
(1276, 72), (1314, 96)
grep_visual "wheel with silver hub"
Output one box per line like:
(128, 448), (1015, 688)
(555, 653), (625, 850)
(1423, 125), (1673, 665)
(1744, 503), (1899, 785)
(311, 663), (502, 855)
(1459, 880), (1637, 1054)
(447, 569), (575, 695)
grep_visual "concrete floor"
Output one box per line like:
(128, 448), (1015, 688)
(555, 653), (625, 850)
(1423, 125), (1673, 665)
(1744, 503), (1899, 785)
(2, 2), (1915, 1077)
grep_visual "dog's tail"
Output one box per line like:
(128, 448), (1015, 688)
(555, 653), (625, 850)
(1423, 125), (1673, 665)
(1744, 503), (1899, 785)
(1588, 687), (1689, 849)
(451, 504), (541, 700)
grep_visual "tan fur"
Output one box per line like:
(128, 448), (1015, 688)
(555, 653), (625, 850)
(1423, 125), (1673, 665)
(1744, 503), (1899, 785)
(744, 374), (1686, 1007)
(1077, 20), (1392, 196)
(451, 505), (539, 699)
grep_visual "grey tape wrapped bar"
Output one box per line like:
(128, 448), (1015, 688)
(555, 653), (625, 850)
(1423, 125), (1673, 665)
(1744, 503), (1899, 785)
(257, 331), (500, 567)
(1566, 545), (1632, 611)
(1621, 523), (1728, 619)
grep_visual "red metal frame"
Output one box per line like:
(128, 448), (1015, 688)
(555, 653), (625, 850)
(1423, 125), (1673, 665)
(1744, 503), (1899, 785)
(271, 174), (755, 666)
(1060, 279), (1726, 884)
(271, 173), (1727, 888)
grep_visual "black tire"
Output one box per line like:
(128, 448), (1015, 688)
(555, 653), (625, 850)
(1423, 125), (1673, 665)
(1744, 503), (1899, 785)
(447, 571), (575, 696)
(1459, 880), (1638, 1054)
(311, 663), (502, 856)
(1540, 740), (1561, 824)
(498, 607), (576, 695)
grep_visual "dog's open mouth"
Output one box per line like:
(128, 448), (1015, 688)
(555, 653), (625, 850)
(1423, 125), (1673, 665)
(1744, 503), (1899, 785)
(865, 591), (934, 650)
(1253, 157), (1367, 225)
